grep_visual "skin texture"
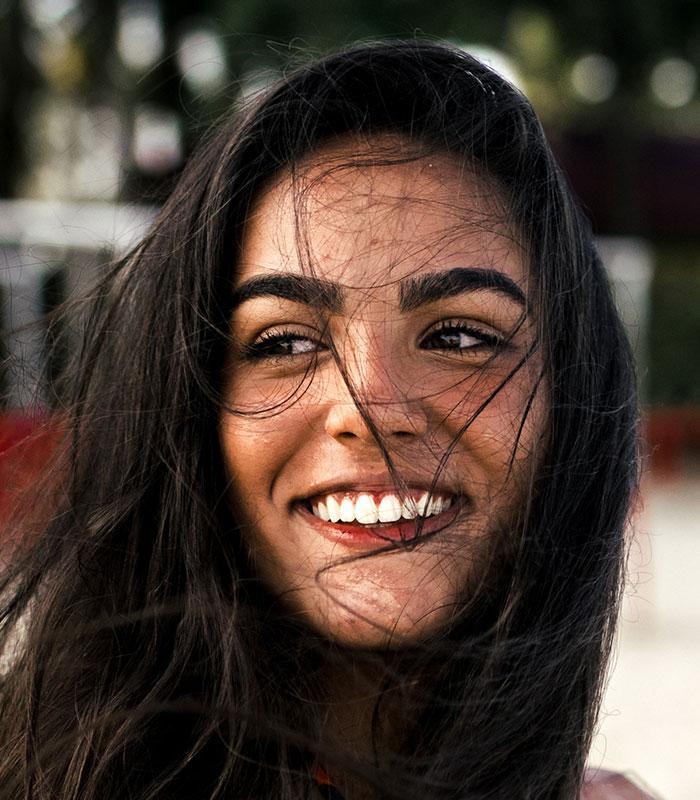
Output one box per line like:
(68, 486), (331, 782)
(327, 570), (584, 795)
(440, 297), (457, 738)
(582, 769), (658, 799)
(219, 138), (546, 648)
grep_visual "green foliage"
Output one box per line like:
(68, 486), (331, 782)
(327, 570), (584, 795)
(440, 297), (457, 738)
(649, 244), (700, 406)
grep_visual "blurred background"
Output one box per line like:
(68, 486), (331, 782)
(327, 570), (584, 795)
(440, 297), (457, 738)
(0, 1), (698, 797)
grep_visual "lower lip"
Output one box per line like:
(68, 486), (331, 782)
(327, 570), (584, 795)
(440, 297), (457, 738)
(294, 499), (464, 550)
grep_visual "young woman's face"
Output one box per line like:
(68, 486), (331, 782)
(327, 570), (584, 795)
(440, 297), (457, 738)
(219, 140), (545, 647)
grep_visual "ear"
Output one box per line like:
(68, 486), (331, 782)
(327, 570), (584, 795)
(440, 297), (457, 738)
(581, 768), (658, 800)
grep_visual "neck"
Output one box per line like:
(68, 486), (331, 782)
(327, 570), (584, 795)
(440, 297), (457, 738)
(320, 655), (416, 798)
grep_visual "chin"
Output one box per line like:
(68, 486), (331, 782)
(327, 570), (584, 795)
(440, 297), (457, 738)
(301, 570), (461, 649)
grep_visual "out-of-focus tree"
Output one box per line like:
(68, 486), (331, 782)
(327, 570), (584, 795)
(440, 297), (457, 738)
(3, 0), (698, 205)
(0, 2), (38, 197)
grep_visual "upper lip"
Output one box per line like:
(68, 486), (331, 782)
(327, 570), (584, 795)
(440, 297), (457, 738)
(292, 475), (463, 504)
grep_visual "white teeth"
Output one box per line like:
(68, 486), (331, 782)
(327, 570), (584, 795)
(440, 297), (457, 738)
(416, 492), (430, 517)
(317, 500), (330, 521)
(426, 496), (440, 516)
(326, 495), (341, 523)
(339, 496), (355, 522)
(308, 491), (456, 523)
(377, 495), (402, 523)
(400, 497), (418, 519)
(355, 494), (379, 524)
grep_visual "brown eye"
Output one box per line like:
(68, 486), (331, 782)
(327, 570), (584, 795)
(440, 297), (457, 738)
(420, 320), (503, 354)
(245, 329), (325, 360)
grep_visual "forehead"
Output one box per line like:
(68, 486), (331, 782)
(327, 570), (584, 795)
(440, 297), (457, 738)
(237, 137), (527, 291)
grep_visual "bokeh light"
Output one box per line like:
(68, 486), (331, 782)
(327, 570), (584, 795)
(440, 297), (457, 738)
(23, 0), (79, 29)
(650, 57), (697, 108)
(570, 53), (618, 104)
(131, 104), (183, 174)
(457, 43), (524, 90)
(116, 0), (165, 72)
(176, 27), (227, 93)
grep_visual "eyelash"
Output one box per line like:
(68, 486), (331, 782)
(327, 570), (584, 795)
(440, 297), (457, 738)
(419, 319), (504, 354)
(244, 328), (325, 360)
(244, 320), (505, 361)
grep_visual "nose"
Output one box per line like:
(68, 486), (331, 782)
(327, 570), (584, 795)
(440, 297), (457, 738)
(323, 352), (429, 445)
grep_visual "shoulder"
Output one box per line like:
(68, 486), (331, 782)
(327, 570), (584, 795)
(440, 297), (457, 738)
(581, 768), (657, 799)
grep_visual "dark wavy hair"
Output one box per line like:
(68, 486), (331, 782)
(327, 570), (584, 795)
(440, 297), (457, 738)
(0, 40), (638, 799)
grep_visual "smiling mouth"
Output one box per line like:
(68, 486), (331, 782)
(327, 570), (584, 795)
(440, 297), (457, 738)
(300, 489), (458, 526)
(294, 489), (463, 549)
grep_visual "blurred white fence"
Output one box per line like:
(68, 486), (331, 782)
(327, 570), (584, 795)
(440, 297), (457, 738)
(0, 200), (156, 407)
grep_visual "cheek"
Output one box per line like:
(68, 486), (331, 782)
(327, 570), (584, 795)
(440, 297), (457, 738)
(219, 358), (318, 472)
(218, 386), (279, 518)
(473, 388), (543, 458)
(435, 366), (545, 457)
(219, 412), (298, 505)
(222, 358), (320, 415)
(218, 412), (301, 587)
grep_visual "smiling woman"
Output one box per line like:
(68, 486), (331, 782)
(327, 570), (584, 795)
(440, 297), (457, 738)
(220, 144), (544, 647)
(0, 41), (646, 800)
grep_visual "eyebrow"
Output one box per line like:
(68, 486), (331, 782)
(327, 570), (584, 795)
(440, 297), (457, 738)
(231, 273), (343, 312)
(231, 267), (526, 313)
(399, 267), (526, 311)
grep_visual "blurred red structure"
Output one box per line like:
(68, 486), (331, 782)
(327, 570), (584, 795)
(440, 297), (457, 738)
(644, 406), (700, 477)
(0, 411), (62, 526)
